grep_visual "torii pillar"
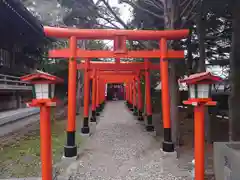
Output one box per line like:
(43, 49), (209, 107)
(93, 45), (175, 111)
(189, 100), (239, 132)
(144, 58), (154, 131)
(96, 72), (100, 116)
(160, 38), (174, 152)
(99, 80), (104, 111)
(133, 79), (138, 116)
(136, 75), (144, 121)
(90, 69), (97, 123)
(125, 83), (129, 106)
(129, 83), (133, 111)
(64, 36), (78, 157)
(81, 58), (90, 134)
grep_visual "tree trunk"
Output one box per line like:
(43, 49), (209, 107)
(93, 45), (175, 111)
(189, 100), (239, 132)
(196, 3), (211, 144)
(164, 0), (181, 145)
(169, 64), (180, 144)
(229, 0), (240, 141)
(186, 24), (194, 75)
(197, 11), (206, 72)
(76, 40), (85, 114)
(76, 71), (82, 114)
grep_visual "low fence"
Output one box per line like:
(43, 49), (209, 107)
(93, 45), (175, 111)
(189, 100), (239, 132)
(0, 74), (32, 90)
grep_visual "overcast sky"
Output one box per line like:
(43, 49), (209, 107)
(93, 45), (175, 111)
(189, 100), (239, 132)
(110, 0), (132, 23)
(94, 0), (133, 25)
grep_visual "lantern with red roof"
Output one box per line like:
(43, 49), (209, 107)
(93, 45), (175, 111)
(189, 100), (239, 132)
(180, 72), (222, 106)
(21, 70), (64, 106)
(179, 72), (222, 180)
(20, 70), (64, 180)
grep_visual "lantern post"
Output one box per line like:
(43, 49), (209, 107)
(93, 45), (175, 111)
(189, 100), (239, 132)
(180, 72), (221, 180)
(21, 71), (63, 180)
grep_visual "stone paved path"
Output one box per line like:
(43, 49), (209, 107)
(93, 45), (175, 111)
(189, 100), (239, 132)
(73, 101), (192, 180)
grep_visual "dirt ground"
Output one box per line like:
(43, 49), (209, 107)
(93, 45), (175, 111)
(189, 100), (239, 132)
(152, 105), (229, 180)
(0, 105), (82, 179)
(0, 119), (82, 178)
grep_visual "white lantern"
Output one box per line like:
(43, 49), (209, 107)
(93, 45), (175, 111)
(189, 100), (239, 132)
(180, 72), (221, 101)
(188, 84), (211, 99)
(33, 83), (55, 99)
(197, 84), (211, 98)
(21, 71), (63, 100)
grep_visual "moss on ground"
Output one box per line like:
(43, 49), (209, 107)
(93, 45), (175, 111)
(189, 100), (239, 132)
(0, 120), (81, 178)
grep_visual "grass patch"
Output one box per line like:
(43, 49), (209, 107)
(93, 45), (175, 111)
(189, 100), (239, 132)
(0, 119), (81, 178)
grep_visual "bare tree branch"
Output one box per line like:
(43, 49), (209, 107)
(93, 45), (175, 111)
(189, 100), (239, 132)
(180, 0), (200, 28)
(143, 0), (164, 10)
(85, 0), (129, 29)
(100, 0), (129, 29)
(180, 0), (200, 18)
(180, 0), (189, 7)
(79, 1), (122, 29)
(97, 14), (122, 28)
(120, 0), (165, 20)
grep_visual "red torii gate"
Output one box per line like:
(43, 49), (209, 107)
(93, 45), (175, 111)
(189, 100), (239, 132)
(77, 57), (185, 135)
(87, 70), (144, 120)
(88, 70), (137, 125)
(44, 26), (189, 158)
(79, 62), (154, 132)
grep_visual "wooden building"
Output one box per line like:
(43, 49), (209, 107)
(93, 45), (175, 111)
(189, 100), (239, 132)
(0, 0), (47, 111)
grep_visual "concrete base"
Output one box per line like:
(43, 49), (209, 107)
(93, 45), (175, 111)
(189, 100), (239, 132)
(162, 141), (175, 152)
(127, 103), (132, 109)
(62, 154), (78, 160)
(90, 110), (97, 123)
(133, 111), (138, 116)
(64, 145), (77, 158)
(133, 107), (138, 116)
(145, 125), (154, 132)
(160, 148), (177, 158)
(81, 126), (90, 134)
(79, 132), (90, 137)
(90, 116), (96, 123)
(138, 116), (144, 121)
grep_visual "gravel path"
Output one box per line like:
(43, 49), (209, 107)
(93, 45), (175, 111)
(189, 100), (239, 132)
(73, 101), (192, 180)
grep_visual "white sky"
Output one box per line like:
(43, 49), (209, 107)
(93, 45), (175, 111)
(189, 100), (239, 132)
(109, 0), (132, 24)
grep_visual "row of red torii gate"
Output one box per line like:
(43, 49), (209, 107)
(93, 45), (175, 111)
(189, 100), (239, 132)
(45, 28), (189, 157)
(21, 27), (220, 180)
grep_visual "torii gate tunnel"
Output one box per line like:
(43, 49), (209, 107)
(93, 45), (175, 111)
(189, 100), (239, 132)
(44, 27), (189, 158)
